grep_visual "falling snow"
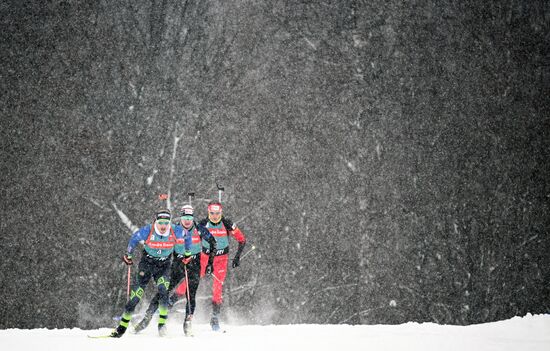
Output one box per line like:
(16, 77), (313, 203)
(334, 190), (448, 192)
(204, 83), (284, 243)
(1, 0), (549, 332)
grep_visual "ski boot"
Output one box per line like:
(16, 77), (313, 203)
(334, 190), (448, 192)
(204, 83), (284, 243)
(210, 302), (221, 331)
(158, 324), (168, 337)
(183, 314), (194, 336)
(210, 316), (220, 331)
(110, 325), (127, 338)
(133, 312), (153, 333)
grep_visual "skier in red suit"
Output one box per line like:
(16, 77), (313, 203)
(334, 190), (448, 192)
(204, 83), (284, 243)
(196, 201), (246, 331)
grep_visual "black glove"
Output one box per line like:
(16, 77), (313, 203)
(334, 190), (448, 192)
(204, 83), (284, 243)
(204, 252), (215, 274)
(232, 254), (241, 268)
(122, 254), (133, 265)
(205, 260), (213, 274)
(232, 242), (246, 268)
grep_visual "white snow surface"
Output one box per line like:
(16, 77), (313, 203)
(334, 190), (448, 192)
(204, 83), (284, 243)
(2, 314), (549, 351)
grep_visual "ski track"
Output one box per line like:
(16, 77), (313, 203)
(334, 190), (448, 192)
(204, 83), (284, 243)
(1, 314), (549, 351)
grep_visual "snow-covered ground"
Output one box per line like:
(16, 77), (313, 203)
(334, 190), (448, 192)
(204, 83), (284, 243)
(2, 314), (548, 351)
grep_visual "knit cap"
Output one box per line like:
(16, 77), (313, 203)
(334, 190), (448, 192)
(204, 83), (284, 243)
(181, 205), (194, 218)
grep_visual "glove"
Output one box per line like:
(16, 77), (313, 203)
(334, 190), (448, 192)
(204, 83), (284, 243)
(182, 255), (192, 265)
(205, 252), (216, 274)
(232, 241), (245, 268)
(205, 261), (213, 274)
(168, 293), (180, 307)
(231, 254), (241, 268)
(177, 253), (192, 265)
(122, 254), (133, 265)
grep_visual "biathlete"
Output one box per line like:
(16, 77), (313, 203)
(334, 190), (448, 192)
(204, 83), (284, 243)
(197, 201), (246, 331)
(110, 209), (191, 338)
(133, 204), (216, 336)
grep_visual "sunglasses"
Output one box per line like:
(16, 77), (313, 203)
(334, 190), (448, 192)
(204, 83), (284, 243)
(181, 216), (193, 221)
(157, 220), (171, 225)
(208, 211), (222, 216)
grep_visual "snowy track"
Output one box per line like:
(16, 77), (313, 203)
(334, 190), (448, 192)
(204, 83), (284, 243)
(2, 314), (549, 351)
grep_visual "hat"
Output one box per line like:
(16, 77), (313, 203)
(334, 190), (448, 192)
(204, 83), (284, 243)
(156, 209), (171, 221)
(208, 202), (223, 213)
(180, 204), (194, 218)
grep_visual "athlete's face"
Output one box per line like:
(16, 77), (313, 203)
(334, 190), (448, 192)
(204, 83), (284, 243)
(180, 216), (194, 229)
(156, 219), (170, 234)
(208, 210), (222, 224)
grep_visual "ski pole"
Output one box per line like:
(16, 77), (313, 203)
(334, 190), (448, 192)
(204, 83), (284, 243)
(158, 193), (172, 212)
(126, 265), (132, 301)
(184, 265), (191, 316)
(211, 272), (224, 285)
(216, 183), (224, 203)
(239, 245), (256, 260)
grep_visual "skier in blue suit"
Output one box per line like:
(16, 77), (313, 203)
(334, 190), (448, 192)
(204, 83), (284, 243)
(110, 208), (192, 338)
(133, 204), (217, 336)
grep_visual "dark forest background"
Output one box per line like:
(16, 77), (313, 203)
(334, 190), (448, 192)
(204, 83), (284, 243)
(1, 0), (549, 329)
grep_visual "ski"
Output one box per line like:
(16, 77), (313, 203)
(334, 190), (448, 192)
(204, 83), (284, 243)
(87, 334), (114, 339)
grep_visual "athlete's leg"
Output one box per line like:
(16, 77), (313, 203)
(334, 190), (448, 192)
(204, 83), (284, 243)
(211, 254), (228, 305)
